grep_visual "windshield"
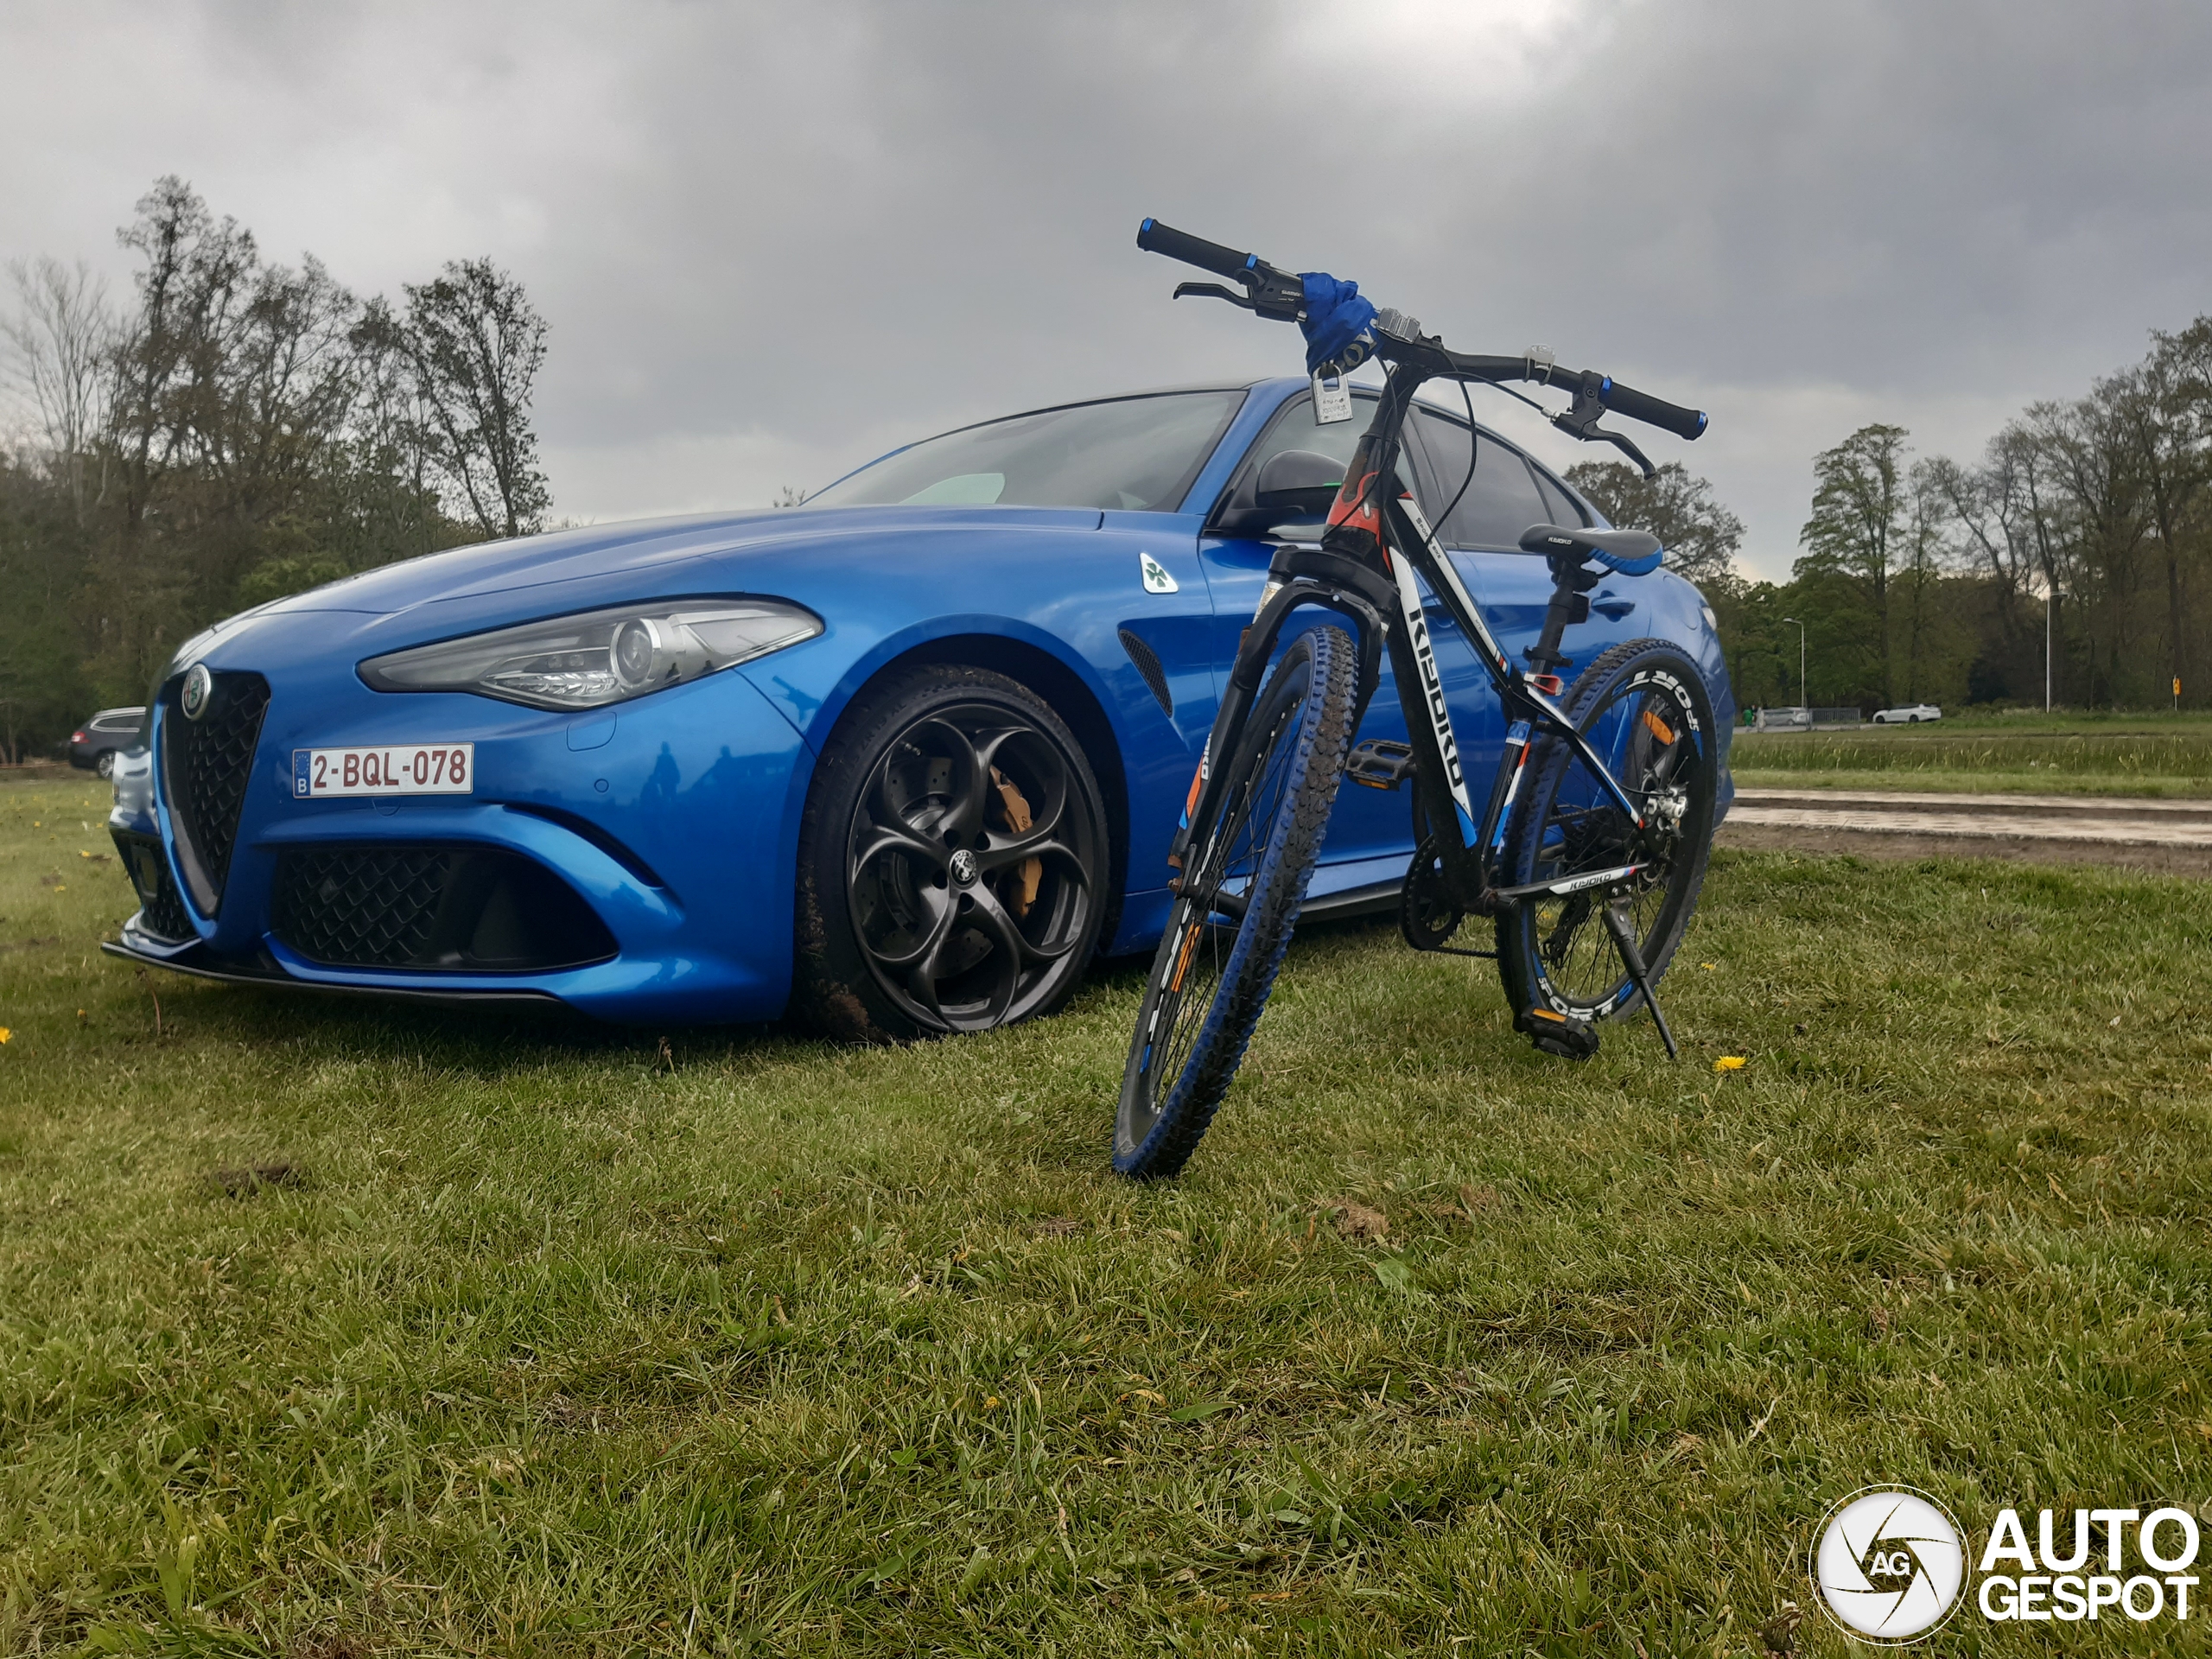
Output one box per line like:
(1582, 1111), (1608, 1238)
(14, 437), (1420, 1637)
(807, 391), (1243, 513)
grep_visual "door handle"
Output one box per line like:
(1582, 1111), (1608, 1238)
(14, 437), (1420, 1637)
(1592, 599), (1637, 620)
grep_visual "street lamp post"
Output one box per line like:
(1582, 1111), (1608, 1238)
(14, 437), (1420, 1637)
(2046, 589), (2052, 712)
(1781, 616), (1807, 714)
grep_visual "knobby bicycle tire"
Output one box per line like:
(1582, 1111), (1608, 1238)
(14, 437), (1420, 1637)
(1115, 624), (1358, 1179)
(1496, 638), (1719, 1025)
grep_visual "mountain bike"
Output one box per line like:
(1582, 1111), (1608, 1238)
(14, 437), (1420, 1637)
(1115, 219), (1719, 1179)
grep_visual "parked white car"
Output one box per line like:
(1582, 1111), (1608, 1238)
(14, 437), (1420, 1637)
(1872, 703), (1942, 724)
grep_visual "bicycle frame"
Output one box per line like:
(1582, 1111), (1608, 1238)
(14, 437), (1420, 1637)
(1172, 364), (1659, 918)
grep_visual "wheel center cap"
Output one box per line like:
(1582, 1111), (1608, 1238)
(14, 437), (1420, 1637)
(949, 849), (980, 887)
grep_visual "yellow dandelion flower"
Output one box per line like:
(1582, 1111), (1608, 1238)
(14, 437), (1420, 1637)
(1713, 1055), (1747, 1072)
(0, 1028), (11, 1044)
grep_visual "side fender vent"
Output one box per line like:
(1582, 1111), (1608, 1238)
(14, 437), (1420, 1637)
(1117, 628), (1173, 717)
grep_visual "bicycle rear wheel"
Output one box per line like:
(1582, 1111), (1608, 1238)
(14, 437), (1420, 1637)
(1496, 639), (1717, 1027)
(1115, 624), (1357, 1179)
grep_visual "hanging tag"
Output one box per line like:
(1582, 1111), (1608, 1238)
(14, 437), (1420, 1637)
(1312, 367), (1352, 424)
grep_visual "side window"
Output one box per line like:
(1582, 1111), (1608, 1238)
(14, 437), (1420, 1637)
(1224, 392), (1421, 515)
(1409, 408), (1551, 550)
(1533, 467), (1587, 528)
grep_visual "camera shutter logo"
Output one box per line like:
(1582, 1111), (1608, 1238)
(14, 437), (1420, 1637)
(181, 663), (214, 722)
(1812, 1487), (1967, 1643)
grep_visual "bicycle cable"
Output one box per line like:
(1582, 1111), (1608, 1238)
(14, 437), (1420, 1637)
(1427, 373), (1482, 537)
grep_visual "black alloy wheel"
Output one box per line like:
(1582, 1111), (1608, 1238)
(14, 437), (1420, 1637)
(793, 664), (1109, 1042)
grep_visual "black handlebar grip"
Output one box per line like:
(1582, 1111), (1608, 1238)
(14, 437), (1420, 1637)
(1136, 218), (1258, 281)
(1599, 378), (1708, 442)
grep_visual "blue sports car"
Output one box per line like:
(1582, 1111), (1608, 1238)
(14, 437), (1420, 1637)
(106, 377), (1735, 1038)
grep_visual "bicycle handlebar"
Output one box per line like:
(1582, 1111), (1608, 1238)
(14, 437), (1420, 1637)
(1136, 218), (1707, 443)
(1135, 218), (1258, 281)
(1591, 378), (1707, 442)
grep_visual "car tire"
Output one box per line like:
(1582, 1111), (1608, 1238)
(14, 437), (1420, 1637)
(791, 662), (1109, 1043)
(96, 751), (116, 779)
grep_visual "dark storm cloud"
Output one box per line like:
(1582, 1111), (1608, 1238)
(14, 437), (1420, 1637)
(3, 0), (2209, 575)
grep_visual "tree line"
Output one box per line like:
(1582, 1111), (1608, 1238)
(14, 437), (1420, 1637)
(6, 183), (2202, 759)
(1570, 315), (2212, 715)
(0, 177), (550, 761)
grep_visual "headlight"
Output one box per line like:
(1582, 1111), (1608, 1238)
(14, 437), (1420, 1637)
(359, 598), (823, 710)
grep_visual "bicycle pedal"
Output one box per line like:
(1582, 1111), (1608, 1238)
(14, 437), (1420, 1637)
(1345, 738), (1416, 791)
(1516, 1005), (1599, 1061)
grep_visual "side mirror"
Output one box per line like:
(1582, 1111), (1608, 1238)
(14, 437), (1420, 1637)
(1254, 448), (1344, 518)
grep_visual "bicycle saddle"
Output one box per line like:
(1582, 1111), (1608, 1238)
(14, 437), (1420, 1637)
(1518, 523), (1663, 576)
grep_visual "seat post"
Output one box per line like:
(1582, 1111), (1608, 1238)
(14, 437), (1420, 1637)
(1528, 550), (1604, 671)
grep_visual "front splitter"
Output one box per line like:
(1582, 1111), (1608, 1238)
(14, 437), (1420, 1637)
(101, 935), (564, 1009)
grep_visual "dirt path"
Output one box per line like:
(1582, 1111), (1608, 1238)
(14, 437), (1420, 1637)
(1718, 787), (2212, 875)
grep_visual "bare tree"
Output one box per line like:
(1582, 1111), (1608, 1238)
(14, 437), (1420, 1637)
(1560, 460), (1745, 594)
(2, 256), (114, 524)
(403, 259), (550, 539)
(2112, 324), (2212, 698)
(2026, 390), (2148, 704)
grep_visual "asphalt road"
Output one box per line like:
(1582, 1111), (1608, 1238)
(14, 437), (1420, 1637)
(1719, 787), (2212, 875)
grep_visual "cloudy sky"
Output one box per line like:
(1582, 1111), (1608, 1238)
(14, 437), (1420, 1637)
(5, 0), (2209, 580)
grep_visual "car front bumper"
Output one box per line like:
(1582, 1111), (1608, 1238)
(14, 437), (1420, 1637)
(108, 610), (816, 1023)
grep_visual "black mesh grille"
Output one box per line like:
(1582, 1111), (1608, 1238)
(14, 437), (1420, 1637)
(1118, 627), (1173, 716)
(160, 671), (270, 915)
(276, 847), (446, 966)
(112, 830), (194, 943)
(271, 845), (617, 972)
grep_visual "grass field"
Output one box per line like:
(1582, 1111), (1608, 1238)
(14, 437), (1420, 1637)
(1732, 713), (2212, 798)
(3, 773), (2210, 1656)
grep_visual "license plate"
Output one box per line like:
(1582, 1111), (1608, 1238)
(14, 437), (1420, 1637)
(293, 743), (474, 798)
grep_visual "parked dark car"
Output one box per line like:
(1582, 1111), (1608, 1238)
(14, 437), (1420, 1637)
(68, 708), (145, 779)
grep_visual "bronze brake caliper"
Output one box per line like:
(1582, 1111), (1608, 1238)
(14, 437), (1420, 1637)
(988, 766), (1042, 918)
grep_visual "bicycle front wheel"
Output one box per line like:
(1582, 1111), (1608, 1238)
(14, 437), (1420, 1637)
(1115, 624), (1358, 1179)
(1496, 639), (1718, 1025)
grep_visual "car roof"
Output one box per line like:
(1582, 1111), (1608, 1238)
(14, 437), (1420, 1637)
(814, 376), (1605, 527)
(90, 706), (145, 721)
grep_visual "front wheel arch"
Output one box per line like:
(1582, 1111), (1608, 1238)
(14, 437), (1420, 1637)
(846, 633), (1130, 945)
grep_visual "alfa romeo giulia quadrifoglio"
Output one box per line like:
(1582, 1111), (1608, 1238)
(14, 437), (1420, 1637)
(106, 378), (1736, 1039)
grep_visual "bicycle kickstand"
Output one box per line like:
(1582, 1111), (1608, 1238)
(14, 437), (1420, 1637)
(1601, 901), (1680, 1062)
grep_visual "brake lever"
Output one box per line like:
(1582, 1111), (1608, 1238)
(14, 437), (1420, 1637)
(1567, 423), (1656, 476)
(1550, 373), (1656, 476)
(1174, 260), (1307, 322)
(1173, 281), (1256, 311)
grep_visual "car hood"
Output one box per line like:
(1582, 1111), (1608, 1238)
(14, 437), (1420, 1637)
(254, 505), (1109, 620)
